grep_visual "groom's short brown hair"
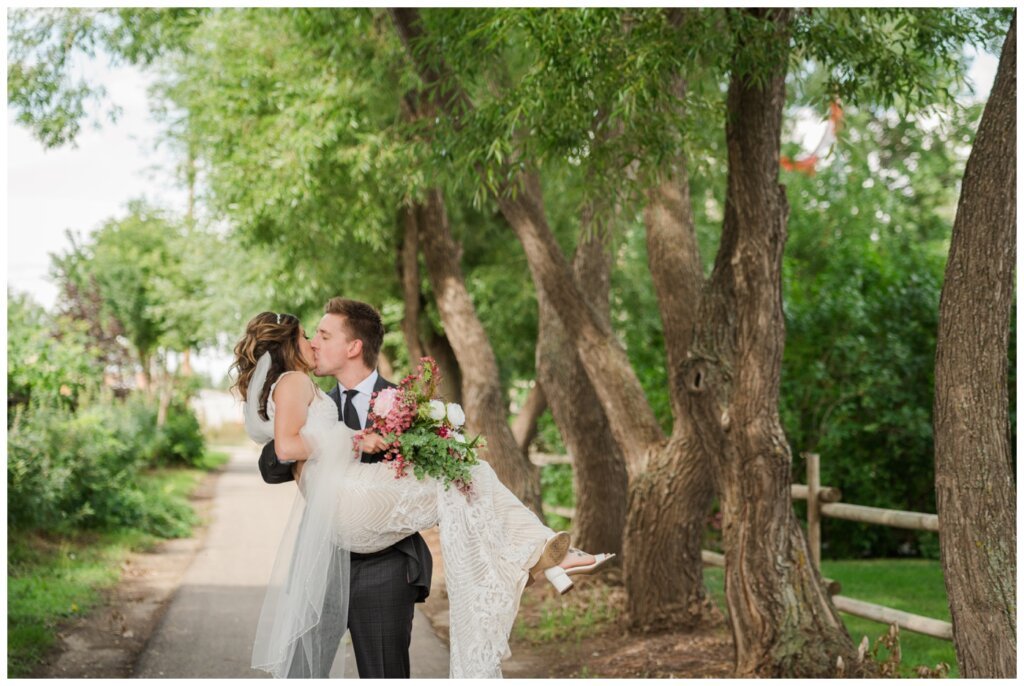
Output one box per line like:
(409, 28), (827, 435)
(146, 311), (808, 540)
(325, 297), (384, 369)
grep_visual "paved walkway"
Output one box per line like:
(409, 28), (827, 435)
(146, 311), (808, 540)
(134, 444), (449, 678)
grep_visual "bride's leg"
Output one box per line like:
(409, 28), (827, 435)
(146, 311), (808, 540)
(468, 462), (613, 591)
(468, 461), (564, 573)
(336, 466), (436, 553)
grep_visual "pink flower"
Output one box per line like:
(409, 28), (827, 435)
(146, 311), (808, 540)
(436, 425), (451, 439)
(372, 387), (400, 418)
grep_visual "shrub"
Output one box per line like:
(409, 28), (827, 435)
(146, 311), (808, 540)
(7, 394), (201, 536)
(153, 400), (205, 467)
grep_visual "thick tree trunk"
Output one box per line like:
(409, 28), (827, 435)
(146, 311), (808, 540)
(376, 349), (396, 381)
(623, 160), (718, 631)
(683, 9), (862, 676)
(620, 14), (717, 629)
(933, 15), (1016, 679)
(536, 218), (629, 555)
(416, 189), (543, 515)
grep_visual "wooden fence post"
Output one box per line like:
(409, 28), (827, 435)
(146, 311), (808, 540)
(806, 452), (822, 569)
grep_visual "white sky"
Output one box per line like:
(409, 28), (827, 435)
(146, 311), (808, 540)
(2, 30), (1003, 376)
(7, 55), (188, 310)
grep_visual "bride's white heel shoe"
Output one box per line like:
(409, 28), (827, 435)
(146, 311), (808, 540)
(527, 531), (571, 583)
(543, 552), (616, 595)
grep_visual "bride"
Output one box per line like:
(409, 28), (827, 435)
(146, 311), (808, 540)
(233, 310), (613, 678)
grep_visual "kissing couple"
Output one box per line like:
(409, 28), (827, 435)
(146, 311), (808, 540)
(233, 297), (614, 678)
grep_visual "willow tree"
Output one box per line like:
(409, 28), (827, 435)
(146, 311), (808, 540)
(390, 7), (719, 634)
(156, 8), (546, 510)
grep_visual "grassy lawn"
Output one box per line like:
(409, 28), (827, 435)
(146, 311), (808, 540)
(703, 558), (957, 678)
(7, 452), (228, 678)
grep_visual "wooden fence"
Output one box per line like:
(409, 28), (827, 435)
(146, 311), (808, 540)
(533, 450), (952, 641)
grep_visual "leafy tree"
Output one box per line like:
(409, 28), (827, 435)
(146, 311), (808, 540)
(7, 290), (103, 414)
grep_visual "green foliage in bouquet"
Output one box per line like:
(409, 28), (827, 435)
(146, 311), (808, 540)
(362, 357), (485, 495)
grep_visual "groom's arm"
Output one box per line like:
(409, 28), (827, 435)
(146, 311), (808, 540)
(258, 440), (296, 484)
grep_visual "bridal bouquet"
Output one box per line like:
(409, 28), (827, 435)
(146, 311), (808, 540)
(353, 357), (483, 494)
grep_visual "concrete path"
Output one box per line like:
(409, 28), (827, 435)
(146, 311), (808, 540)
(134, 444), (449, 678)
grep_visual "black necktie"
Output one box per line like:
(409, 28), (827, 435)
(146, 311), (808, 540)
(342, 389), (362, 430)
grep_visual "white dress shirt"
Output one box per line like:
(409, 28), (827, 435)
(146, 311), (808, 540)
(338, 369), (379, 429)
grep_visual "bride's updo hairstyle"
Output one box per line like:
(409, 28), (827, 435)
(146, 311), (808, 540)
(231, 312), (311, 420)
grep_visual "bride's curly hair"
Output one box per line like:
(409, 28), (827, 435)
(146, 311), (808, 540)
(231, 312), (311, 420)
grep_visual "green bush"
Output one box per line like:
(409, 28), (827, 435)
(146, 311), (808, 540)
(153, 400), (205, 467)
(781, 246), (946, 558)
(7, 394), (202, 536)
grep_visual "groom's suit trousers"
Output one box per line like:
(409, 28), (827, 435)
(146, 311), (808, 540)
(285, 546), (419, 678)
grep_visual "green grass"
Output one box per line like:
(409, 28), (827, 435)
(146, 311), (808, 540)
(513, 584), (621, 645)
(7, 529), (157, 676)
(7, 460), (220, 677)
(703, 559), (958, 678)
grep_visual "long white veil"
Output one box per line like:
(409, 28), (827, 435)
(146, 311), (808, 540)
(245, 353), (352, 678)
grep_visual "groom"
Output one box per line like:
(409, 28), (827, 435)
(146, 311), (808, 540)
(258, 297), (433, 678)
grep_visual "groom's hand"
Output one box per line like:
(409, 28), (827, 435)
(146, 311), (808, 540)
(258, 439), (296, 484)
(356, 432), (388, 455)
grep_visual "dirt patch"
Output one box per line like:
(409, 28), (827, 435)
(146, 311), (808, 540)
(31, 470), (221, 678)
(416, 527), (735, 678)
(503, 580), (735, 678)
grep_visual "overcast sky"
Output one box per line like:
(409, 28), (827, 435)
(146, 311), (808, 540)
(4, 37), (1001, 375)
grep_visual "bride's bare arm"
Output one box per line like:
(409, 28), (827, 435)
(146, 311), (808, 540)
(272, 374), (316, 461)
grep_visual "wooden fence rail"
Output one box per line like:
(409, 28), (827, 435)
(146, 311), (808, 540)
(536, 451), (953, 642)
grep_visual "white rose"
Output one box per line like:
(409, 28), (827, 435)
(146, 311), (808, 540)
(446, 402), (466, 428)
(452, 431), (466, 443)
(428, 400), (447, 421)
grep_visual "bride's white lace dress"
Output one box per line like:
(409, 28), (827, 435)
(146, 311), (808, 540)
(266, 372), (554, 678)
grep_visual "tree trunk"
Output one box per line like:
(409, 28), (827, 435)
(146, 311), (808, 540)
(398, 205), (425, 362)
(622, 159), (719, 631)
(423, 325), (463, 404)
(376, 349), (396, 381)
(511, 382), (546, 452)
(683, 9), (862, 676)
(137, 349), (152, 393)
(933, 14), (1016, 678)
(416, 189), (543, 514)
(493, 173), (666, 463)
(396, 202), (463, 401)
(536, 216), (629, 556)
(155, 357), (170, 428)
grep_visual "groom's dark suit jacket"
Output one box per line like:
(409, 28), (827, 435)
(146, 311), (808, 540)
(258, 374), (432, 602)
